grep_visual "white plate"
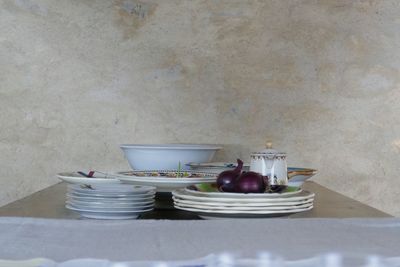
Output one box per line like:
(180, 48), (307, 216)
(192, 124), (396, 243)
(184, 186), (302, 198)
(117, 178), (217, 185)
(174, 204), (313, 218)
(67, 190), (155, 199)
(117, 171), (217, 192)
(67, 191), (156, 198)
(69, 184), (155, 194)
(66, 209), (140, 219)
(66, 202), (154, 212)
(116, 180), (212, 192)
(66, 205), (153, 219)
(173, 189), (315, 203)
(66, 194), (155, 203)
(116, 171), (217, 181)
(173, 200), (313, 211)
(57, 172), (120, 185)
(67, 199), (155, 209)
(172, 196), (314, 207)
(66, 204), (154, 213)
(187, 162), (251, 173)
(67, 187), (156, 198)
(197, 210), (311, 219)
(77, 213), (139, 219)
(118, 178), (216, 184)
(187, 162), (251, 168)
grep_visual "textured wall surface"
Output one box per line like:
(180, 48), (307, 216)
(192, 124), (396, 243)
(1, 0), (400, 215)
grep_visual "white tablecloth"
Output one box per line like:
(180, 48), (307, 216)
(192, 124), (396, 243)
(0, 217), (399, 261)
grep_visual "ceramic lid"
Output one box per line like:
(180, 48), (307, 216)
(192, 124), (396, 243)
(251, 142), (286, 157)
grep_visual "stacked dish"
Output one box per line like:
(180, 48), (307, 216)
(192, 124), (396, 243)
(66, 184), (156, 219)
(116, 170), (217, 192)
(173, 184), (314, 219)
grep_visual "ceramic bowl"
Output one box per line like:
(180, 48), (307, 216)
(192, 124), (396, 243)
(287, 167), (318, 187)
(120, 144), (222, 171)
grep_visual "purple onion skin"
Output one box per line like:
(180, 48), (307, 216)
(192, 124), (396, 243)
(217, 174), (237, 192)
(234, 171), (265, 193)
(217, 159), (244, 192)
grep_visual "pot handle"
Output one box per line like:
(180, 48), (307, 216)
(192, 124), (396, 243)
(287, 169), (317, 179)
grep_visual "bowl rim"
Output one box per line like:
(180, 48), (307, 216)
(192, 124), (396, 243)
(120, 144), (223, 150)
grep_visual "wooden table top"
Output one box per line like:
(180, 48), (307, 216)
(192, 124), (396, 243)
(0, 182), (391, 219)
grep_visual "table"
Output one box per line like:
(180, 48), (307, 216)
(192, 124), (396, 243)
(0, 181), (390, 219)
(1, 217), (400, 261)
(0, 182), (397, 262)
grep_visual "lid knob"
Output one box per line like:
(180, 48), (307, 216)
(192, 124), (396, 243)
(265, 141), (273, 149)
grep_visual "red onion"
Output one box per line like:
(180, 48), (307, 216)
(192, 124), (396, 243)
(234, 171), (265, 193)
(217, 159), (243, 192)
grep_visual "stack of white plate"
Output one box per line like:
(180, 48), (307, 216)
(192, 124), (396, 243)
(66, 184), (156, 219)
(173, 186), (314, 219)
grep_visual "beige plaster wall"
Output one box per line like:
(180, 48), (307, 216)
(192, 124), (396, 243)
(1, 0), (400, 215)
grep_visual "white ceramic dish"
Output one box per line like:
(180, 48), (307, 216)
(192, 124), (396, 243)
(66, 202), (154, 212)
(116, 181), (213, 192)
(120, 144), (222, 170)
(69, 184), (155, 194)
(173, 204), (313, 218)
(172, 196), (314, 207)
(187, 162), (251, 173)
(67, 191), (155, 200)
(116, 170), (217, 192)
(66, 192), (155, 201)
(65, 205), (153, 219)
(287, 167), (318, 187)
(174, 200), (313, 211)
(184, 185), (302, 198)
(67, 185), (156, 199)
(66, 204), (153, 213)
(117, 170), (217, 181)
(172, 189), (315, 203)
(67, 199), (155, 208)
(57, 172), (120, 185)
(197, 214), (293, 219)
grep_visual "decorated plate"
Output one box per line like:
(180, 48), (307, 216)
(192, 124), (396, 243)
(116, 170), (217, 181)
(116, 170), (217, 192)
